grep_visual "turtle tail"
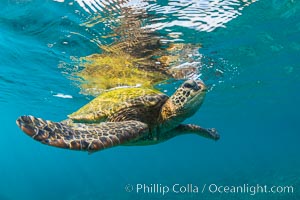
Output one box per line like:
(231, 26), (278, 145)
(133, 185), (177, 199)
(16, 115), (148, 153)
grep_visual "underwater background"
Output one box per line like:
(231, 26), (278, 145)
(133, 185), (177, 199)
(0, 0), (299, 199)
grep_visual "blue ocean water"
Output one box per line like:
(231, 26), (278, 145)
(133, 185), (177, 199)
(0, 0), (300, 200)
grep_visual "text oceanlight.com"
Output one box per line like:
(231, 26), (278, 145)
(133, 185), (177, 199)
(124, 183), (294, 196)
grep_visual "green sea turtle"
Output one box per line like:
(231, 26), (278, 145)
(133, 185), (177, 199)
(16, 80), (219, 153)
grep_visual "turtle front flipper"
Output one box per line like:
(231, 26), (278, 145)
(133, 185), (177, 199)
(16, 115), (149, 153)
(176, 124), (220, 141)
(163, 124), (220, 141)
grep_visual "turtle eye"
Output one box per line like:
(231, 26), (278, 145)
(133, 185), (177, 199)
(183, 82), (194, 88)
(183, 83), (192, 88)
(183, 81), (200, 90)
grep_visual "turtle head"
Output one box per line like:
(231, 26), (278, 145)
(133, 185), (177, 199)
(160, 79), (207, 126)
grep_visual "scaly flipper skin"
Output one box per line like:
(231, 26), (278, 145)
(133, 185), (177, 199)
(173, 124), (220, 141)
(16, 115), (149, 152)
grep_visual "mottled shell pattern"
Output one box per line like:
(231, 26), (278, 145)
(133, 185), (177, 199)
(68, 87), (167, 123)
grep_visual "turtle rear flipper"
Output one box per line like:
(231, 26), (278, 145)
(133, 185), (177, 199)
(16, 115), (148, 153)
